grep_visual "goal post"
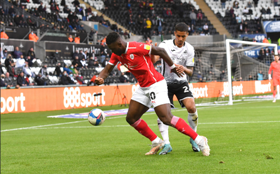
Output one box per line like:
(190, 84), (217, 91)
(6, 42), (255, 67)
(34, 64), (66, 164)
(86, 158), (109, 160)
(226, 39), (278, 105)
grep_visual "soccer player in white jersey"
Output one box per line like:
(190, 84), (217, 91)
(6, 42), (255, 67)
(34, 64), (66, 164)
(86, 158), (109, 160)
(152, 22), (200, 155)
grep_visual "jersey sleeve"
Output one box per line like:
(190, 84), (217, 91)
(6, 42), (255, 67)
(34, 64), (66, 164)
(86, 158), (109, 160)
(268, 63), (273, 74)
(108, 53), (119, 66)
(136, 42), (152, 56)
(185, 45), (195, 67)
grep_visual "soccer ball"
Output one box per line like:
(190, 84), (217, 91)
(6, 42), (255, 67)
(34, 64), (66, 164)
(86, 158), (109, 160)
(88, 108), (106, 126)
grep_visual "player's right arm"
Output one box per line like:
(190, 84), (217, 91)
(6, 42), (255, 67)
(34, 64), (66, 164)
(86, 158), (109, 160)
(268, 63), (273, 80)
(95, 53), (119, 85)
(95, 64), (115, 85)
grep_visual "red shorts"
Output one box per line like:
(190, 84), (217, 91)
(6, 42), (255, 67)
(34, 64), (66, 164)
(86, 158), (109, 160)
(273, 78), (280, 86)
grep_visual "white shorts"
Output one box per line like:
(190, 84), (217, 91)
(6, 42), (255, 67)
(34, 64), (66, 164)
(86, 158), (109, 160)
(131, 79), (170, 108)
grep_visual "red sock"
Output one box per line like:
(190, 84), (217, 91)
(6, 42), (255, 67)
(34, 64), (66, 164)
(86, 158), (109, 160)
(131, 119), (157, 141)
(171, 116), (198, 140)
(273, 90), (276, 98)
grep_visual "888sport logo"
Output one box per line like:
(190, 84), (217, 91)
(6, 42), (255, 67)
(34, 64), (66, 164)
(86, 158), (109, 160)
(63, 87), (105, 108)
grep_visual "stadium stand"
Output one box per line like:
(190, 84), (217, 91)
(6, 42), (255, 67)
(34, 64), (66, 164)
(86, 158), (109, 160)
(206, 0), (279, 38)
(97, 0), (219, 38)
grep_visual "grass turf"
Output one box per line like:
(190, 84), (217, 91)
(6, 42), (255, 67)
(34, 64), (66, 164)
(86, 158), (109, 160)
(1, 100), (280, 174)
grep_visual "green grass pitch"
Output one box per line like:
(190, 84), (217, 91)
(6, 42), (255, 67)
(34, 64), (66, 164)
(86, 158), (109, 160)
(1, 100), (280, 174)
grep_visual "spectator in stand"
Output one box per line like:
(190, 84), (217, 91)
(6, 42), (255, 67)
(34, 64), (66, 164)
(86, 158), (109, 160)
(124, 30), (130, 39)
(190, 10), (196, 25)
(263, 37), (269, 43)
(146, 37), (152, 44)
(35, 73), (47, 86)
(60, 71), (70, 85)
(87, 56), (95, 68)
(248, 75), (253, 81)
(119, 72), (129, 83)
(8, 5), (16, 17)
(1, 30), (9, 39)
(23, 62), (34, 77)
(27, 16), (36, 26)
(72, 0), (80, 7)
(267, 7), (271, 14)
(51, 50), (60, 64)
(203, 23), (209, 34)
(220, 70), (226, 81)
(7, 61), (16, 77)
(38, 2), (46, 12)
(230, 7), (234, 15)
(27, 48), (36, 59)
(25, 56), (33, 67)
(78, 50), (85, 60)
(100, 44), (107, 63)
(256, 21), (262, 32)
(80, 58), (87, 69)
(89, 29), (97, 42)
(146, 18), (152, 35)
(225, 7), (230, 16)
(93, 61), (99, 68)
(166, 8), (172, 17)
(63, 5), (71, 14)
(197, 10), (203, 21)
(259, 48), (265, 61)
(233, 1), (239, 8)
(3, 49), (8, 59)
(237, 22), (244, 33)
(221, 0), (226, 9)
(4, 72), (13, 87)
(5, 55), (13, 69)
(243, 7), (249, 15)
(261, 7), (266, 14)
(17, 71), (27, 86)
(29, 31), (39, 42)
(72, 50), (79, 60)
(257, 70), (264, 80)
(16, 55), (26, 68)
(53, 63), (62, 77)
(13, 47), (22, 58)
(72, 56), (82, 70)
(68, 35), (74, 42)
(39, 64), (49, 79)
(236, 14), (242, 23)
(74, 36), (80, 44)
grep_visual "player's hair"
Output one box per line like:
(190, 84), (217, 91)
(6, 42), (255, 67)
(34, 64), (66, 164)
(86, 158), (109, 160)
(106, 32), (120, 45)
(175, 22), (188, 32)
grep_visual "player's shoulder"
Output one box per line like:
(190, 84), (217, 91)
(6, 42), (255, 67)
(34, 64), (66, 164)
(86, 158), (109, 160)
(184, 41), (194, 50)
(111, 53), (120, 59)
(160, 39), (173, 46)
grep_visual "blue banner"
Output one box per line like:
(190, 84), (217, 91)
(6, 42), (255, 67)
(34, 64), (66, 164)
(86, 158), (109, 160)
(263, 21), (280, 33)
(244, 46), (280, 58)
(239, 34), (267, 42)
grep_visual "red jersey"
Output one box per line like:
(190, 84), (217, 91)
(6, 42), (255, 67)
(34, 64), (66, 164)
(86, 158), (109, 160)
(268, 61), (280, 79)
(109, 42), (164, 87)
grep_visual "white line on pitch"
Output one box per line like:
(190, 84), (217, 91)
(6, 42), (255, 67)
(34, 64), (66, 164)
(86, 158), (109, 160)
(0, 120), (86, 132)
(13, 120), (280, 130)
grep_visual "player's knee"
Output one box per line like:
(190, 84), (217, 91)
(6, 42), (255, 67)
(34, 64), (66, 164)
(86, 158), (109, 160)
(126, 115), (135, 125)
(187, 106), (196, 113)
(159, 115), (172, 126)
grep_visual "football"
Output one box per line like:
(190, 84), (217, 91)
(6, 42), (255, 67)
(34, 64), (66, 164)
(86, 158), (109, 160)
(88, 108), (106, 126)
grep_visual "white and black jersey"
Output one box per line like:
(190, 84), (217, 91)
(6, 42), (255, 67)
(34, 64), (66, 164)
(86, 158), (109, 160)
(159, 39), (195, 83)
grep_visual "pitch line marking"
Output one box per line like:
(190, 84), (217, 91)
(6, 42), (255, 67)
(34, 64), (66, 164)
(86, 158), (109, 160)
(2, 120), (280, 132)
(0, 120), (86, 132)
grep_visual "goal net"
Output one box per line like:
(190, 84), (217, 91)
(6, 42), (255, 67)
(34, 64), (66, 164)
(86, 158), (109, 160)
(184, 39), (279, 106)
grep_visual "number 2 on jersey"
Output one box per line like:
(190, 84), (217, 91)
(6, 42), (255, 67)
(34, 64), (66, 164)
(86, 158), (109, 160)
(183, 86), (190, 93)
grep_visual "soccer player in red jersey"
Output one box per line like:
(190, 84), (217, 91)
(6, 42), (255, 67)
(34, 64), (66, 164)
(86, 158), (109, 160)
(268, 54), (280, 102)
(95, 32), (210, 156)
